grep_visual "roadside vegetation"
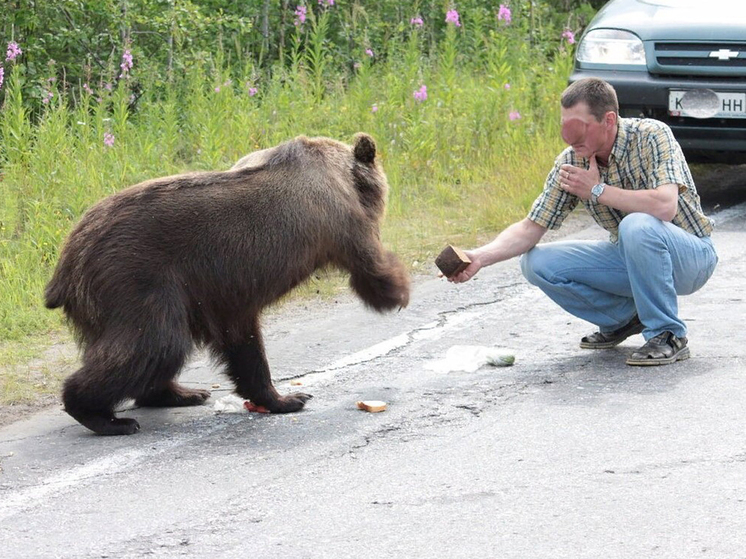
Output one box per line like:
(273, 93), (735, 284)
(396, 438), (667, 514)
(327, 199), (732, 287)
(0, 0), (599, 408)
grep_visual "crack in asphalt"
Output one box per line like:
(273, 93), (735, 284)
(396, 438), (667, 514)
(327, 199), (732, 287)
(283, 282), (526, 384)
(601, 452), (746, 476)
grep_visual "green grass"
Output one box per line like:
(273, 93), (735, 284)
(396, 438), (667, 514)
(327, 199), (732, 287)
(0, 16), (574, 405)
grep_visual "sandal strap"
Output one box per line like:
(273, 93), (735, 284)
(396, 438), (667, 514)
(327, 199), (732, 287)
(631, 332), (687, 360)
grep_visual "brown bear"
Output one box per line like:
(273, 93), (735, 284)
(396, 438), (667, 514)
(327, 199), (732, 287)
(45, 133), (410, 435)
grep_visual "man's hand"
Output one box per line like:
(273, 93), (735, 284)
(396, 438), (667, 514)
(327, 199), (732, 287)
(447, 251), (483, 283)
(559, 155), (601, 200)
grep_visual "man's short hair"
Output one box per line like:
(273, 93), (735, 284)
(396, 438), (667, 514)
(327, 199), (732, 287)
(561, 78), (619, 121)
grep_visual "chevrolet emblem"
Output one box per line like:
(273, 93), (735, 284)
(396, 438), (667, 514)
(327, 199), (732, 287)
(709, 49), (739, 61)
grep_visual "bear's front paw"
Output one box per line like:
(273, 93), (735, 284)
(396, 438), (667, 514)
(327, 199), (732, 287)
(266, 392), (313, 413)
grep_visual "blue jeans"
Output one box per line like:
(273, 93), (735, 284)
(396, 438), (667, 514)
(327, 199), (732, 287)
(520, 213), (718, 340)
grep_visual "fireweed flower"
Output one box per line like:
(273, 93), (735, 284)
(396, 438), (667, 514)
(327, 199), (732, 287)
(317, 0), (334, 6)
(248, 86), (258, 97)
(562, 28), (576, 44)
(0, 67), (4, 90)
(294, 5), (307, 26)
(410, 17), (424, 27)
(445, 10), (461, 27)
(119, 49), (133, 79)
(371, 103), (378, 113)
(413, 84), (428, 102)
(83, 83), (94, 95)
(509, 110), (521, 121)
(365, 49), (374, 57)
(104, 133), (115, 147)
(42, 90), (54, 104)
(6, 41), (22, 61)
(497, 5), (512, 24)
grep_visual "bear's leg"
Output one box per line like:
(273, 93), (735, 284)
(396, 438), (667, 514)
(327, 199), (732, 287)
(220, 326), (312, 413)
(64, 317), (191, 435)
(135, 380), (211, 408)
(63, 363), (141, 436)
(348, 247), (410, 312)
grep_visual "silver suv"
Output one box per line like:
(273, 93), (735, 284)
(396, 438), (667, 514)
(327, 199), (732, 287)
(569, 0), (746, 161)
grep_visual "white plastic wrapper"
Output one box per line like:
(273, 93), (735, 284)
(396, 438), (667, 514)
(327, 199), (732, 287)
(213, 394), (247, 413)
(424, 345), (515, 373)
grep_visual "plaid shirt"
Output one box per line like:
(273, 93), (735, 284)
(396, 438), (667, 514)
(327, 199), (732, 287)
(527, 118), (714, 242)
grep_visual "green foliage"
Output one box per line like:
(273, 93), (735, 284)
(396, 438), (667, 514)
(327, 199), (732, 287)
(0, 0), (590, 342)
(1, 1), (596, 113)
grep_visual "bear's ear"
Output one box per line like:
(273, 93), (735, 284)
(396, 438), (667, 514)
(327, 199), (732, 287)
(353, 133), (377, 165)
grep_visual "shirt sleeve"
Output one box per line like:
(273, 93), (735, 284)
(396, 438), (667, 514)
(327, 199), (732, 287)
(527, 151), (580, 230)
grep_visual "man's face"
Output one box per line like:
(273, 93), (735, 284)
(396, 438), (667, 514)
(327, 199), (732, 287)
(560, 102), (613, 160)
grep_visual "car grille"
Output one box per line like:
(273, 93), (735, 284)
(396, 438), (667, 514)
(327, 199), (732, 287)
(653, 42), (746, 75)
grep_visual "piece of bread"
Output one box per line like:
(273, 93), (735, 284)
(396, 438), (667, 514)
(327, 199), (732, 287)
(435, 245), (471, 277)
(356, 400), (387, 413)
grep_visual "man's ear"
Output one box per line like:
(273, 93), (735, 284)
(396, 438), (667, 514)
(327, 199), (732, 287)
(604, 110), (617, 129)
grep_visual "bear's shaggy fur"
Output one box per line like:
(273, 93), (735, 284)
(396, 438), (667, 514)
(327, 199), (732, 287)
(45, 133), (410, 435)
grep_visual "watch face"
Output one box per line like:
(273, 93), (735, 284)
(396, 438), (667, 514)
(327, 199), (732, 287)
(592, 183), (604, 197)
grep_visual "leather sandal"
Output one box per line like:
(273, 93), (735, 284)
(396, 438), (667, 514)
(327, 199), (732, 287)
(626, 331), (690, 366)
(580, 315), (644, 349)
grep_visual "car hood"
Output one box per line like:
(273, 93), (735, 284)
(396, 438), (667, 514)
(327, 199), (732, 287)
(589, 0), (746, 41)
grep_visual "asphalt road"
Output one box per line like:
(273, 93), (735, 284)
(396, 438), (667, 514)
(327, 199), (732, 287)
(1, 187), (745, 558)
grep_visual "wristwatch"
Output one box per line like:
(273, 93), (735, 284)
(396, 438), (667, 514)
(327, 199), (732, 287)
(591, 182), (606, 204)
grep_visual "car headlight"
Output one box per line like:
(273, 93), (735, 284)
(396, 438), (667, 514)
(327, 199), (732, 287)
(576, 29), (646, 66)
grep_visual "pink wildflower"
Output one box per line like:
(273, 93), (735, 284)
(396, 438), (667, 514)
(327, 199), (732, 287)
(371, 103), (378, 113)
(294, 5), (307, 26)
(83, 83), (94, 95)
(317, 0), (334, 6)
(248, 86), (258, 97)
(410, 17), (424, 27)
(497, 5), (512, 24)
(509, 110), (521, 121)
(504, 83), (511, 90)
(365, 49), (374, 57)
(214, 86), (220, 93)
(445, 10), (461, 27)
(104, 133), (115, 147)
(0, 67), (4, 90)
(562, 28), (576, 44)
(119, 49), (133, 79)
(42, 91), (54, 104)
(6, 41), (22, 61)
(413, 84), (428, 103)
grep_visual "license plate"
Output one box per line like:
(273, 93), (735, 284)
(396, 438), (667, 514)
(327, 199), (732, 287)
(669, 89), (746, 119)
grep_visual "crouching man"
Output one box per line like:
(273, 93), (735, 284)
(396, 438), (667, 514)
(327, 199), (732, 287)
(449, 77), (717, 366)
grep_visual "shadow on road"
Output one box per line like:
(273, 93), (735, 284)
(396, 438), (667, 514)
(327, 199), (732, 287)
(691, 162), (746, 213)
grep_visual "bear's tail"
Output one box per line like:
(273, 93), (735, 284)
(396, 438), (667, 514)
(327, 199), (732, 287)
(44, 277), (68, 309)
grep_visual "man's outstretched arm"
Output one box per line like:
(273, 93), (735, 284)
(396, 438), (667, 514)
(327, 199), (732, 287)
(449, 218), (548, 283)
